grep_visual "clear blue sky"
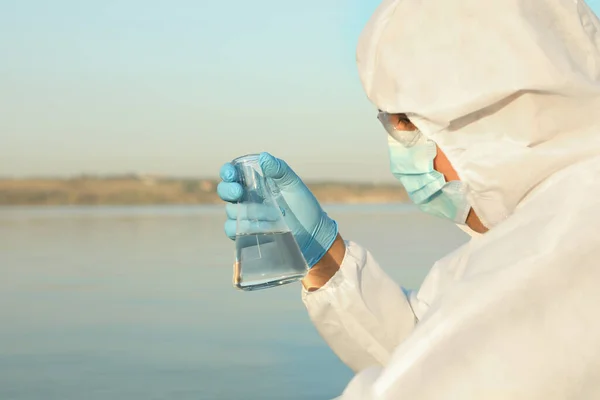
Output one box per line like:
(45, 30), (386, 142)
(2, 0), (600, 182)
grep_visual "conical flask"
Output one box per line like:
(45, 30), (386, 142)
(231, 154), (309, 291)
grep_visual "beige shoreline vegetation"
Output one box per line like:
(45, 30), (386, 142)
(0, 176), (409, 206)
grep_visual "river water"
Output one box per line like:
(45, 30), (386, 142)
(0, 204), (468, 399)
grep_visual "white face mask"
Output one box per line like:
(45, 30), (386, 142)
(379, 112), (472, 225)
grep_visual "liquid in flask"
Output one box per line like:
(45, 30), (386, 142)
(234, 231), (308, 291)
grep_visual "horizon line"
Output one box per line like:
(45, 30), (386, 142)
(0, 173), (397, 185)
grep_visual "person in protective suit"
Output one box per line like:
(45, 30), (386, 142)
(217, 0), (600, 398)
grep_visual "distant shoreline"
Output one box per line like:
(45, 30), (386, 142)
(0, 177), (409, 206)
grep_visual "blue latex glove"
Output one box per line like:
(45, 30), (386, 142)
(217, 152), (339, 268)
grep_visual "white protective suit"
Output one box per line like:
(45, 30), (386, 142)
(302, 0), (600, 398)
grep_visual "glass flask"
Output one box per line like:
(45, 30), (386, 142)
(231, 154), (309, 291)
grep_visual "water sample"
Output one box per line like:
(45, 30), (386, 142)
(230, 154), (309, 291)
(234, 232), (308, 291)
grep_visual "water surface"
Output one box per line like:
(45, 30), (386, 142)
(0, 204), (468, 399)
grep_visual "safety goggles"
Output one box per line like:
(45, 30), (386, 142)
(377, 111), (423, 148)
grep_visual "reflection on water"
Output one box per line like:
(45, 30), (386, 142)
(0, 205), (468, 400)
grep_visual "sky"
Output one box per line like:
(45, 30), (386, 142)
(2, 0), (600, 182)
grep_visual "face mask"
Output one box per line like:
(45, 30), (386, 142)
(380, 113), (471, 224)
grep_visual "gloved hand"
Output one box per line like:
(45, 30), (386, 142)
(217, 152), (339, 268)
